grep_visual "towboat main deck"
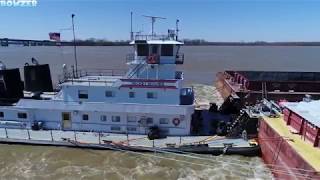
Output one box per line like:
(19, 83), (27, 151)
(0, 128), (260, 156)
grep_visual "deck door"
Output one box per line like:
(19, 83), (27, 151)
(62, 112), (72, 129)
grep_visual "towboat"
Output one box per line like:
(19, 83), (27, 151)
(0, 18), (259, 156)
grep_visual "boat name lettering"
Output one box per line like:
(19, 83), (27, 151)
(0, 0), (38, 7)
(132, 81), (165, 86)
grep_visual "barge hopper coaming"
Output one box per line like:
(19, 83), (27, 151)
(216, 71), (320, 103)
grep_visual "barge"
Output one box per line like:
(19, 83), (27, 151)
(216, 70), (320, 104)
(244, 99), (320, 179)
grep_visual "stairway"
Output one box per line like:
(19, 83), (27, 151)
(126, 61), (147, 78)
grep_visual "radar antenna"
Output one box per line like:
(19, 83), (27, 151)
(142, 15), (166, 36)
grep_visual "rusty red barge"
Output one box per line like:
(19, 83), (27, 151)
(216, 71), (320, 104)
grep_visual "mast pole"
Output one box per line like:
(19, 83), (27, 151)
(71, 14), (78, 77)
(151, 17), (155, 36)
(176, 19), (179, 41)
(130, 12), (133, 40)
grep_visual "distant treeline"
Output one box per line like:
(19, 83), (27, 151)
(182, 39), (320, 46)
(60, 38), (130, 46)
(58, 38), (320, 46)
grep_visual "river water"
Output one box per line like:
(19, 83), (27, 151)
(1, 45), (318, 179)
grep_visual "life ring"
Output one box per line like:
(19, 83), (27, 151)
(147, 54), (157, 64)
(172, 118), (180, 126)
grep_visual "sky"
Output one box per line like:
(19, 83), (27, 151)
(1, 0), (320, 42)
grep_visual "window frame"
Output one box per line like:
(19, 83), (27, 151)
(161, 44), (174, 56)
(105, 90), (115, 97)
(78, 90), (88, 99)
(112, 116), (121, 122)
(146, 117), (153, 124)
(159, 118), (169, 124)
(127, 116), (137, 123)
(147, 92), (157, 99)
(129, 91), (135, 98)
(82, 114), (89, 121)
(17, 112), (27, 119)
(100, 115), (107, 122)
(137, 44), (149, 56)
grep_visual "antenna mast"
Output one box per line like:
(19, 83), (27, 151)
(71, 14), (78, 77)
(176, 19), (180, 41)
(142, 15), (166, 36)
(130, 12), (133, 41)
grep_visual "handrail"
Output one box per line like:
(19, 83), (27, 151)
(126, 61), (146, 79)
(126, 53), (135, 63)
(175, 53), (184, 64)
(58, 69), (127, 84)
(126, 53), (147, 63)
(134, 34), (172, 41)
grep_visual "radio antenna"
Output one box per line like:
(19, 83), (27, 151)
(142, 15), (166, 36)
(176, 19), (180, 41)
(130, 12), (133, 41)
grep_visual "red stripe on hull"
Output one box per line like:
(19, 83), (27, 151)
(120, 79), (178, 83)
(120, 85), (177, 89)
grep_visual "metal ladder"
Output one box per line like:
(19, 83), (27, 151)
(126, 60), (147, 78)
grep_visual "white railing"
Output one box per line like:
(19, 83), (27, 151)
(134, 34), (172, 41)
(0, 128), (112, 144)
(0, 128), (200, 148)
(126, 53), (147, 63)
(58, 69), (126, 84)
(175, 53), (184, 64)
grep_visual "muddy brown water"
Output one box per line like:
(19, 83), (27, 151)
(1, 45), (316, 179)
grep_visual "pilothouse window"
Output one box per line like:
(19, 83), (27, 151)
(137, 44), (149, 56)
(161, 45), (174, 56)
(151, 45), (159, 54)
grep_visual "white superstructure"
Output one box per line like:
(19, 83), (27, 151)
(0, 21), (195, 136)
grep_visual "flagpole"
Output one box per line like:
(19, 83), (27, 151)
(71, 14), (78, 78)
